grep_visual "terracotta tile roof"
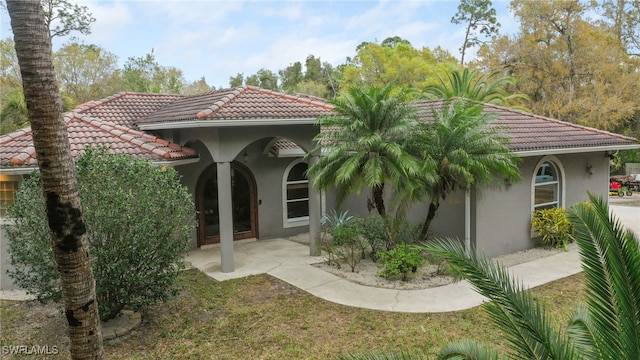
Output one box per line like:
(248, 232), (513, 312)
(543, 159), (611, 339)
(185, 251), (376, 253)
(411, 99), (638, 153)
(265, 137), (306, 157)
(0, 112), (197, 169)
(76, 92), (184, 128)
(138, 85), (334, 125)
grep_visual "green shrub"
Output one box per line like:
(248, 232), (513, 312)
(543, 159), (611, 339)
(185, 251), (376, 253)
(4, 149), (195, 321)
(321, 211), (366, 272)
(531, 207), (573, 249)
(377, 244), (426, 281)
(360, 215), (390, 261)
(361, 216), (424, 262)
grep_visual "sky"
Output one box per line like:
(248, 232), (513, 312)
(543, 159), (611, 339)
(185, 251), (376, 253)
(1, 0), (518, 89)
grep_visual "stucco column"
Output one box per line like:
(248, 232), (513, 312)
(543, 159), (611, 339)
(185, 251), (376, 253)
(308, 155), (322, 256)
(464, 189), (471, 254)
(217, 161), (234, 272)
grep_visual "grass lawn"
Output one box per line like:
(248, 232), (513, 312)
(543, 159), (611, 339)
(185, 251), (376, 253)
(0, 270), (584, 359)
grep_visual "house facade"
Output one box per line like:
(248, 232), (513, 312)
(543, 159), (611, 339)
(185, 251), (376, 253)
(1, 86), (638, 289)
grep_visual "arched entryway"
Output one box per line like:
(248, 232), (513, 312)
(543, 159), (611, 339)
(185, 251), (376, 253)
(196, 161), (258, 246)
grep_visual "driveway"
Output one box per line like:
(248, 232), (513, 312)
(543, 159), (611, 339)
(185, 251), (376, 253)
(609, 195), (640, 237)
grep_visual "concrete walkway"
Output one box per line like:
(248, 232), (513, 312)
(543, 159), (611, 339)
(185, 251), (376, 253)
(184, 237), (582, 313)
(3, 200), (637, 313)
(184, 200), (638, 313)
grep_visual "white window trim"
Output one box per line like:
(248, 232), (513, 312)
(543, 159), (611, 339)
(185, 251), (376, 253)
(530, 156), (566, 237)
(531, 155), (566, 213)
(282, 159), (310, 228)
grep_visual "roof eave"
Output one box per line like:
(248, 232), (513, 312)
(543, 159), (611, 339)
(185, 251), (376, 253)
(0, 167), (38, 175)
(138, 118), (318, 130)
(0, 156), (200, 175)
(514, 143), (640, 157)
(151, 157), (200, 167)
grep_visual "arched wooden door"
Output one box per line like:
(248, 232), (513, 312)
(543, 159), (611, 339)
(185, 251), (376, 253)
(196, 162), (258, 246)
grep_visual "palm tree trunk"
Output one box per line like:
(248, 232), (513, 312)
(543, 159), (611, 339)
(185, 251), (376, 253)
(372, 184), (386, 217)
(372, 184), (395, 247)
(6, 1), (104, 359)
(420, 198), (440, 241)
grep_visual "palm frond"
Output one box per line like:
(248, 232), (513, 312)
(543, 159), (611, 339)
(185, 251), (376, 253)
(566, 305), (600, 359)
(338, 352), (423, 360)
(423, 239), (577, 359)
(568, 194), (640, 359)
(438, 339), (502, 360)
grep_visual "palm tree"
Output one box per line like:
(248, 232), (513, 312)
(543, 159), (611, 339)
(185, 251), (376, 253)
(6, 1), (104, 358)
(408, 100), (521, 240)
(423, 67), (527, 107)
(307, 85), (424, 242)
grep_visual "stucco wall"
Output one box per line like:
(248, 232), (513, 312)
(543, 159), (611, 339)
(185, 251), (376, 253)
(474, 152), (610, 257)
(169, 125), (320, 249)
(0, 221), (16, 289)
(332, 185), (465, 241)
(329, 152), (609, 257)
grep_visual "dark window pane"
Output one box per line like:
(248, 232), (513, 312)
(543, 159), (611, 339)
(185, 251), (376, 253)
(287, 200), (309, 218)
(287, 163), (308, 181)
(287, 185), (308, 200)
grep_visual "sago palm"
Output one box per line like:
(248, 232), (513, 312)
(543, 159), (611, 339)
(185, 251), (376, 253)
(307, 85), (423, 241)
(407, 100), (521, 240)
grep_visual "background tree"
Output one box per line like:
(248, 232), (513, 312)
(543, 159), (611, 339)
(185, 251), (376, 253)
(53, 42), (120, 104)
(256, 68), (279, 90)
(409, 101), (521, 239)
(477, 0), (640, 134)
(0, 88), (28, 134)
(0, 39), (32, 134)
(294, 79), (331, 98)
(182, 76), (214, 95)
(242, 68), (278, 90)
(307, 85), (423, 242)
(342, 38), (455, 94)
(7, 150), (195, 321)
(380, 36), (412, 49)
(41, 0), (95, 39)
(451, 0), (500, 65)
(303, 55), (321, 81)
(6, 0), (104, 358)
(229, 72), (244, 87)
(0, 38), (21, 92)
(596, 0), (640, 55)
(279, 61), (303, 92)
(122, 50), (185, 93)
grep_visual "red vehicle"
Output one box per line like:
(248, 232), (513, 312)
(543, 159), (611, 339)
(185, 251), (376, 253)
(610, 179), (632, 196)
(610, 180), (622, 190)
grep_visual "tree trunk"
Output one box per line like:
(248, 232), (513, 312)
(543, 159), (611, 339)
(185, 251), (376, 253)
(420, 198), (440, 241)
(372, 184), (386, 218)
(6, 1), (104, 359)
(372, 184), (394, 247)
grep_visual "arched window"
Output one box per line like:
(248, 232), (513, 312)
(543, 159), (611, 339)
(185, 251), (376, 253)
(283, 160), (309, 227)
(532, 158), (564, 211)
